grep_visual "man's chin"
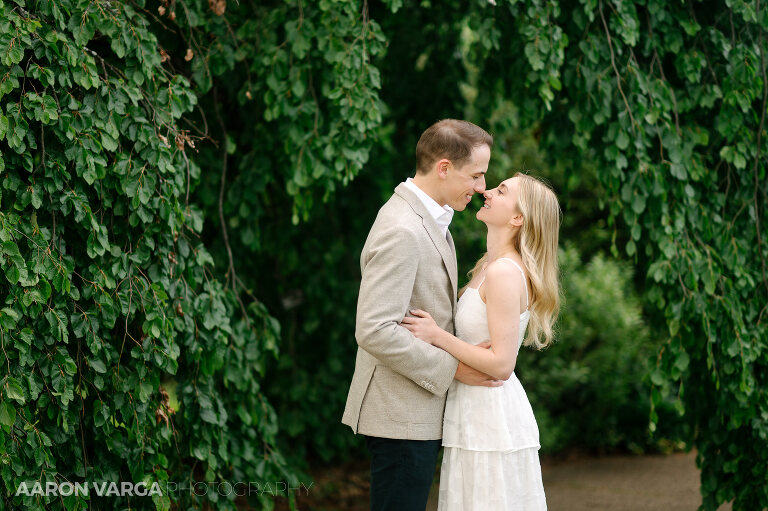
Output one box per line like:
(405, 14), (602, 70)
(451, 196), (475, 211)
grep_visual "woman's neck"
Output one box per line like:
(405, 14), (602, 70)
(486, 227), (518, 261)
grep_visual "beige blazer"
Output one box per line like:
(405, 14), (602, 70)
(341, 183), (460, 440)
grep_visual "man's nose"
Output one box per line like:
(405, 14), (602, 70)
(474, 177), (486, 193)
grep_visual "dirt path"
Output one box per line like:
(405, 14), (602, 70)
(542, 451), (732, 511)
(427, 451), (731, 511)
(281, 451), (733, 510)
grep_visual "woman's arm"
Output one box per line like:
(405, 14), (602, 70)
(401, 261), (524, 380)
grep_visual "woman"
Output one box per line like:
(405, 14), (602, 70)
(401, 172), (561, 510)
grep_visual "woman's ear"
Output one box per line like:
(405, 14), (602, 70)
(509, 213), (524, 228)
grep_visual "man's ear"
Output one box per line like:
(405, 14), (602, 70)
(435, 158), (452, 179)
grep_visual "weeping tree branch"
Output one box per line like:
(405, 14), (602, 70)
(599, 0), (637, 135)
(212, 88), (234, 290)
(211, 87), (252, 327)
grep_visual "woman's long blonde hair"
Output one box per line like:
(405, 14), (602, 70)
(461, 172), (562, 350)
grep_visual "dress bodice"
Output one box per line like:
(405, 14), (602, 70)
(442, 257), (540, 453)
(456, 287), (530, 355)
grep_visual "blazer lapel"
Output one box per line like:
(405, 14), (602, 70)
(446, 229), (458, 313)
(394, 184), (459, 297)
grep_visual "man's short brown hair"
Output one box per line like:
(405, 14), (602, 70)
(415, 119), (493, 174)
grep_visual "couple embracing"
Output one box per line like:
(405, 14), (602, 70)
(342, 119), (561, 510)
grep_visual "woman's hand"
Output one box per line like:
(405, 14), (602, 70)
(400, 309), (444, 345)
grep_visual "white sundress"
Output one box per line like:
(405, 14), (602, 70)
(439, 257), (547, 510)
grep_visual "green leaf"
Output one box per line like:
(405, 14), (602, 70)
(31, 185), (42, 209)
(0, 401), (15, 427)
(6, 44), (24, 66)
(0, 308), (19, 329)
(5, 377), (25, 404)
(291, 78), (306, 98)
(38, 277), (51, 301)
(200, 407), (217, 424)
(650, 368), (665, 386)
(668, 318), (680, 336)
(63, 359), (77, 376)
(21, 289), (43, 306)
(19, 328), (33, 345)
(675, 351), (691, 372)
(0, 115), (8, 139)
(5, 265), (19, 285)
(192, 443), (208, 460)
(90, 359), (107, 373)
(138, 381), (153, 402)
(616, 131), (630, 150)
(631, 194), (645, 214)
(2, 241), (20, 256)
(733, 152), (746, 169)
(101, 132), (118, 152)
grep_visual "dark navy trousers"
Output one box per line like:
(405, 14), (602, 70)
(364, 435), (442, 511)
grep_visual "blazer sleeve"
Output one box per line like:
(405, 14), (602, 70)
(355, 225), (458, 396)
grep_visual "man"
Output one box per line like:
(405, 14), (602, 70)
(342, 119), (501, 510)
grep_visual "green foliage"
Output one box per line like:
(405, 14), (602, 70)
(157, 0), (388, 224)
(0, 1), (292, 509)
(154, 0), (392, 468)
(519, 246), (675, 453)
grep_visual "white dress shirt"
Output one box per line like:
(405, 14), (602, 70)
(404, 178), (454, 238)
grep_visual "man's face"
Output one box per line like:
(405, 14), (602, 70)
(443, 144), (490, 211)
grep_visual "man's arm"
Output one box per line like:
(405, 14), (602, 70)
(355, 226), (458, 396)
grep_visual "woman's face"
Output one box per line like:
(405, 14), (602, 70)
(476, 177), (522, 227)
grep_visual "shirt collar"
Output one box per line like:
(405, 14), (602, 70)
(404, 178), (454, 232)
